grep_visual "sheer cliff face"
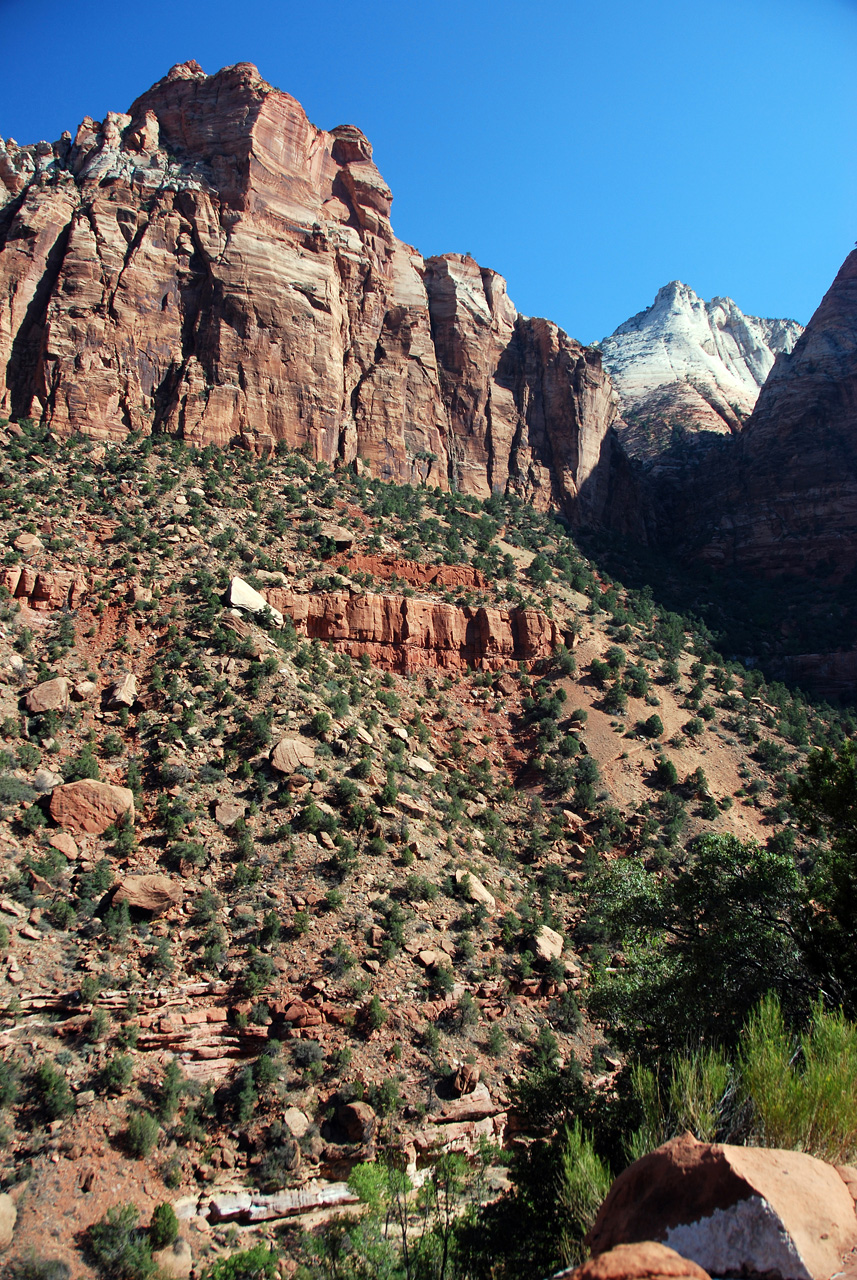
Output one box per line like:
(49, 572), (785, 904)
(696, 250), (857, 579)
(600, 281), (802, 464)
(0, 60), (620, 525)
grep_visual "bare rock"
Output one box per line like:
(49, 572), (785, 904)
(533, 924), (564, 962)
(25, 676), (69, 713)
(113, 874), (183, 915)
(283, 1106), (310, 1139)
(227, 577), (284, 627)
(49, 779), (134, 834)
(152, 1239), (192, 1279)
(451, 1064), (480, 1097)
(270, 736), (316, 775)
(265, 586), (558, 673)
(319, 523), (355, 551)
(586, 1132), (857, 1280)
(32, 768), (64, 793)
(338, 1100), (377, 1145)
(215, 799), (245, 828)
(12, 532), (42, 557)
(47, 831), (78, 859)
(105, 672), (138, 708)
(455, 869), (496, 913)
(0, 1191), (16, 1249)
(555, 1242), (711, 1280)
(73, 680), (98, 701)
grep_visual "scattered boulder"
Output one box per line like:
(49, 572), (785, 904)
(338, 1100), (377, 1145)
(47, 831), (78, 859)
(533, 924), (564, 962)
(0, 1191), (16, 1249)
(24, 676), (69, 714)
(49, 779), (135, 834)
(215, 799), (246, 828)
(105, 672), (138, 708)
(586, 1133), (857, 1280)
(227, 576), (284, 626)
(31, 768), (64, 793)
(152, 1239), (192, 1279)
(455, 868), (496, 913)
(319, 522), (355, 551)
(409, 754), (436, 775)
(451, 1063), (480, 1097)
(113, 875), (183, 915)
(271, 736), (316, 774)
(73, 680), (98, 701)
(12, 531), (42, 556)
(283, 1106), (311, 1139)
(555, 1242), (711, 1280)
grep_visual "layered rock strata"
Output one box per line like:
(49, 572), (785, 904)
(263, 585), (558, 672)
(0, 61), (620, 524)
(600, 281), (802, 463)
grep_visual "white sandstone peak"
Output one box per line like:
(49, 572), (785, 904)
(600, 282), (803, 440)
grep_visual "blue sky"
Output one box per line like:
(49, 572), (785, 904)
(1, 0), (854, 342)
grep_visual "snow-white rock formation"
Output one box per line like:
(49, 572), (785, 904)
(599, 282), (802, 462)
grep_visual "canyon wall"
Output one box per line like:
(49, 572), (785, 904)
(694, 250), (857, 579)
(0, 60), (621, 526)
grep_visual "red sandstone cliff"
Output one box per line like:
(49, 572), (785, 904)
(264, 585), (559, 673)
(688, 250), (857, 579)
(0, 60), (620, 525)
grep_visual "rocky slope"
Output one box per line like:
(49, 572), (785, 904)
(599, 281), (802, 463)
(0, 420), (838, 1275)
(0, 60), (620, 526)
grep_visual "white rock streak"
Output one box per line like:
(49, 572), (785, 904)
(600, 281), (802, 435)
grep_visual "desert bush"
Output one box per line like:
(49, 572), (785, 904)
(740, 994), (857, 1162)
(126, 1111), (159, 1158)
(148, 1202), (178, 1251)
(86, 1203), (154, 1279)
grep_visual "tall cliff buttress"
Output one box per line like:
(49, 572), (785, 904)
(0, 59), (620, 526)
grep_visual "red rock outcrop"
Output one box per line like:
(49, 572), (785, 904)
(264, 585), (558, 671)
(330, 553), (487, 590)
(586, 1133), (857, 1280)
(0, 61), (620, 525)
(0, 566), (92, 610)
(556, 1242), (710, 1280)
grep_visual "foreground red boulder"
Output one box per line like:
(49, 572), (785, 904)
(556, 1242), (710, 1280)
(586, 1133), (857, 1280)
(49, 779), (135, 834)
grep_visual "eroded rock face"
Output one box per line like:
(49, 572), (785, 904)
(585, 1133), (857, 1280)
(264, 585), (558, 672)
(694, 250), (857, 579)
(600, 281), (802, 462)
(0, 61), (618, 525)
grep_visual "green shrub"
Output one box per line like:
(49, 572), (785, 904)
(101, 1054), (133, 1095)
(641, 714), (664, 739)
(741, 994), (857, 1163)
(33, 1061), (74, 1119)
(654, 756), (678, 788)
(87, 1203), (154, 1279)
(126, 1111), (159, 1158)
(148, 1202), (178, 1251)
(201, 1245), (279, 1280)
